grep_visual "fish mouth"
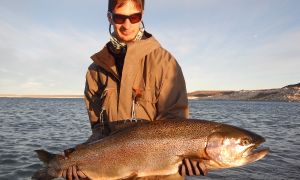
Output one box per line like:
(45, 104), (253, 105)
(241, 143), (269, 163)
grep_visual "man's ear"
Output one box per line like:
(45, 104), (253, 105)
(107, 11), (113, 24)
(141, 10), (144, 21)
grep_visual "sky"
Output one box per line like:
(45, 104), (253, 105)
(0, 0), (299, 95)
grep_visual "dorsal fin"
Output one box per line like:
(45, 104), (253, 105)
(35, 149), (56, 164)
(64, 147), (76, 158)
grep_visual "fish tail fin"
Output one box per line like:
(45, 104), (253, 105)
(31, 168), (55, 180)
(35, 149), (56, 164)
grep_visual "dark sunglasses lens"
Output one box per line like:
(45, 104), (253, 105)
(129, 13), (142, 23)
(113, 14), (126, 24)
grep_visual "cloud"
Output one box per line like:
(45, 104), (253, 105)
(21, 81), (43, 89)
(183, 28), (300, 91)
(150, 19), (300, 91)
(161, 1), (300, 91)
(0, 14), (106, 95)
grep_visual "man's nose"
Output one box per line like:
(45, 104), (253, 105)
(122, 18), (131, 29)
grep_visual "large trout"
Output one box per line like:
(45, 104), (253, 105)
(32, 119), (269, 179)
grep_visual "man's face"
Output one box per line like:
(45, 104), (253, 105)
(110, 1), (142, 43)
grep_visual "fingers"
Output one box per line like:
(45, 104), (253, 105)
(61, 166), (86, 180)
(180, 158), (208, 176)
(184, 158), (194, 176)
(191, 159), (201, 176)
(67, 166), (73, 180)
(198, 162), (208, 176)
(72, 166), (79, 180)
(179, 163), (186, 176)
(77, 170), (87, 178)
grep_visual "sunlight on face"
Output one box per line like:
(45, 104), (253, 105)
(111, 1), (142, 43)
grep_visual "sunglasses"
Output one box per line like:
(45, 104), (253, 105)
(110, 12), (142, 24)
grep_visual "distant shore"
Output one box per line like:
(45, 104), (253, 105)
(188, 83), (300, 102)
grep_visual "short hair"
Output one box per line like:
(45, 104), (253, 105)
(108, 0), (145, 12)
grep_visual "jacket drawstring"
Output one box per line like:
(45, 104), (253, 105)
(130, 95), (137, 121)
(99, 107), (105, 125)
(98, 88), (111, 136)
(130, 88), (142, 121)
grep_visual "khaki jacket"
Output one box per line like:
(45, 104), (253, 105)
(84, 33), (188, 179)
(84, 33), (188, 132)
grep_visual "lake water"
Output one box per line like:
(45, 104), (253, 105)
(0, 98), (299, 180)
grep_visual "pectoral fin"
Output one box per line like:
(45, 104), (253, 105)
(120, 172), (138, 180)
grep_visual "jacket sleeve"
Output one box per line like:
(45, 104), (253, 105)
(84, 63), (104, 129)
(156, 55), (189, 120)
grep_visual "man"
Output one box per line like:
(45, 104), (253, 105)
(63, 0), (205, 179)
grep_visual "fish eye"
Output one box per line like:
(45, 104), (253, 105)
(240, 138), (250, 146)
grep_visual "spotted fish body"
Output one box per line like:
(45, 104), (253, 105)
(33, 119), (269, 180)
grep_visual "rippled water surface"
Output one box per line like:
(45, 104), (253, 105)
(0, 98), (299, 180)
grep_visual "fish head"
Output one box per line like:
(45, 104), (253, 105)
(204, 124), (269, 169)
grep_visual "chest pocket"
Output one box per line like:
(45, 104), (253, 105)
(132, 58), (159, 120)
(100, 87), (118, 121)
(135, 88), (158, 120)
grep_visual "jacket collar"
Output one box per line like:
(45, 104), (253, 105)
(90, 32), (161, 81)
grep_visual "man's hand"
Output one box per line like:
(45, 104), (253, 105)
(62, 148), (87, 180)
(60, 125), (104, 180)
(179, 158), (208, 176)
(62, 165), (87, 180)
